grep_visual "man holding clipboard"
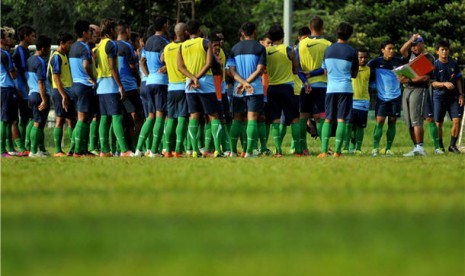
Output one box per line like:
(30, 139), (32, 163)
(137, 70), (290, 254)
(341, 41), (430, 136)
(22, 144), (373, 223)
(398, 34), (436, 156)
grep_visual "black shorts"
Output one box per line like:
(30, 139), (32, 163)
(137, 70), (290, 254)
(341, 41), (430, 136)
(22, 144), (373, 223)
(325, 93), (353, 121)
(98, 93), (124, 116)
(52, 88), (77, 118)
(186, 93), (219, 115)
(123, 90), (143, 114)
(1, 87), (17, 122)
(267, 84), (299, 121)
(349, 108), (368, 128)
(72, 82), (95, 114)
(167, 90), (188, 118)
(375, 96), (401, 118)
(300, 86), (326, 115)
(147, 84), (167, 113)
(28, 93), (50, 124)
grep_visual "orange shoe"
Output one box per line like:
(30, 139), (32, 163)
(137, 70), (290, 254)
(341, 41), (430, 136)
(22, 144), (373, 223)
(172, 152), (183, 158)
(73, 153), (83, 158)
(120, 151), (135, 157)
(294, 153), (303, 157)
(164, 152), (173, 158)
(54, 151), (67, 157)
(317, 152), (328, 158)
(240, 152), (246, 158)
(333, 152), (344, 158)
(274, 153), (283, 158)
(100, 152), (113, 158)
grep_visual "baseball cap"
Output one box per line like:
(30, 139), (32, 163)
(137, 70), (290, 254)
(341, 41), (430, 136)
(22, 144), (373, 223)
(412, 35), (424, 45)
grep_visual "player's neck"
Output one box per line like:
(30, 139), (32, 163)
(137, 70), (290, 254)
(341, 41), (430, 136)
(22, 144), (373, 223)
(0, 44), (8, 51)
(117, 34), (127, 41)
(337, 39), (348, 44)
(438, 57), (448, 63)
(19, 41), (29, 48)
(155, 31), (164, 36)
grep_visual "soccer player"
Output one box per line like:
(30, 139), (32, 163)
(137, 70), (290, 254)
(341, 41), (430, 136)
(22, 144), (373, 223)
(50, 32), (76, 157)
(367, 40), (404, 156)
(318, 22), (358, 158)
(69, 20), (96, 156)
(265, 24), (303, 157)
(116, 20), (144, 151)
(344, 48), (370, 154)
(26, 35), (52, 157)
(178, 19), (223, 158)
(1, 28), (18, 158)
(138, 16), (169, 157)
(431, 40), (463, 154)
(228, 22), (266, 158)
(159, 22), (189, 158)
(298, 16), (332, 153)
(95, 18), (134, 157)
(399, 34), (435, 156)
(13, 24), (36, 152)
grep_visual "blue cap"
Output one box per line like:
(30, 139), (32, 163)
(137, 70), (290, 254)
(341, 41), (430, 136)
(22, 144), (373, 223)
(412, 36), (424, 45)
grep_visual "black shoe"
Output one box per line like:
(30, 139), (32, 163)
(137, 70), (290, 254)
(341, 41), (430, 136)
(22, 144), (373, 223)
(448, 145), (461, 154)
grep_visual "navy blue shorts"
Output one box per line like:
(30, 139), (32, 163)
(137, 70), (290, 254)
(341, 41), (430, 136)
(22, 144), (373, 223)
(147, 84), (167, 113)
(18, 98), (32, 119)
(139, 81), (152, 116)
(123, 89), (143, 114)
(52, 88), (76, 118)
(1, 87), (17, 122)
(300, 86), (326, 115)
(72, 83), (95, 113)
(28, 93), (50, 124)
(98, 93), (124, 116)
(267, 84), (298, 121)
(423, 89), (434, 118)
(186, 93), (219, 115)
(167, 90), (188, 118)
(348, 108), (368, 128)
(375, 96), (401, 118)
(433, 92), (462, 122)
(221, 95), (232, 122)
(232, 96), (247, 114)
(325, 93), (353, 121)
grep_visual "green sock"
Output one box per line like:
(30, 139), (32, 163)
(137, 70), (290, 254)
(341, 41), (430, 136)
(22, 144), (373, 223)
(0, 121), (7, 153)
(89, 120), (98, 151)
(291, 122), (301, 154)
(355, 126), (364, 151)
(258, 122), (267, 151)
(428, 121), (440, 149)
(246, 120), (258, 154)
(37, 128), (46, 152)
(136, 118), (154, 151)
(335, 122), (346, 154)
(99, 116), (111, 153)
(5, 123), (14, 152)
(74, 121), (84, 154)
(54, 127), (63, 153)
(19, 118), (28, 148)
(271, 122), (282, 154)
(175, 117), (188, 153)
(265, 123), (270, 145)
(373, 123), (384, 150)
(230, 120), (242, 153)
(299, 118), (308, 151)
(165, 118), (175, 153)
(210, 119), (222, 152)
(14, 137), (26, 152)
(386, 123), (396, 150)
(316, 120), (324, 139)
(150, 117), (165, 153)
(321, 122), (331, 153)
(343, 123), (352, 151)
(221, 122), (231, 152)
(204, 122), (212, 152)
(188, 118), (199, 152)
(112, 114), (129, 153)
(240, 121), (247, 152)
(24, 120), (34, 150)
(279, 124), (287, 142)
(30, 126), (39, 154)
(68, 126), (75, 152)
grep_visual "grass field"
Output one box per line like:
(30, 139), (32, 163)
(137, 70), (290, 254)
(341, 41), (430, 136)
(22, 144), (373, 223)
(2, 121), (464, 276)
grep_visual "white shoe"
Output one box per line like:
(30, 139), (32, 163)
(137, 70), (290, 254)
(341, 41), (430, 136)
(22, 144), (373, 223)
(37, 150), (50, 156)
(403, 148), (416, 157)
(29, 151), (48, 158)
(415, 147), (426, 156)
(89, 150), (99, 156)
(385, 149), (394, 156)
(223, 151), (231, 157)
(434, 148), (445, 155)
(372, 148), (379, 157)
(244, 152), (257, 158)
(149, 152), (164, 158)
(186, 150), (193, 156)
(199, 147), (206, 154)
(134, 149), (144, 157)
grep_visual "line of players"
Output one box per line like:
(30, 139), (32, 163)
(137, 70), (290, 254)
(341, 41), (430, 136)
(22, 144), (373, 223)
(0, 15), (462, 158)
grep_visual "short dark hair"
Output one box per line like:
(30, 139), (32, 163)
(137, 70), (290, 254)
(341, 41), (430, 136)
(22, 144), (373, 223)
(142, 25), (155, 43)
(74, 20), (90, 38)
(154, 16), (168, 31)
(258, 33), (271, 41)
(268, 24), (284, 42)
(358, 48), (369, 54)
(381, 39), (395, 49)
(56, 32), (73, 45)
(298, 26), (311, 37)
(17, 24), (36, 41)
(36, 35), (51, 51)
(240, 22), (256, 37)
(210, 32), (221, 43)
(116, 19), (129, 35)
(100, 18), (117, 37)
(186, 20), (201, 35)
(435, 40), (450, 50)
(336, 22), (353, 41)
(130, 32), (140, 44)
(309, 16), (323, 32)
